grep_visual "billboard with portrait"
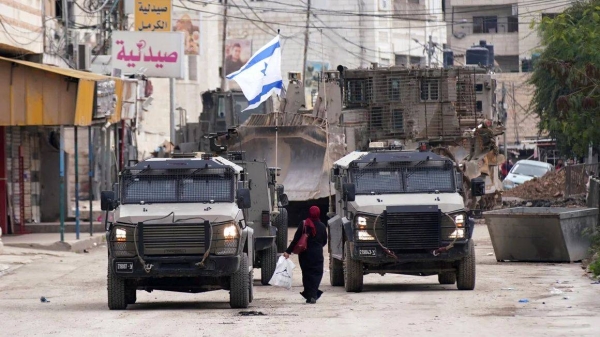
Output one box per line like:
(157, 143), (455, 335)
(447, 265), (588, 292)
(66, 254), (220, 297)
(224, 39), (252, 76)
(173, 12), (201, 55)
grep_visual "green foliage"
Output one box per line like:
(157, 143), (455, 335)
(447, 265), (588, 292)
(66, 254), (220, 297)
(590, 228), (600, 277)
(529, 0), (600, 156)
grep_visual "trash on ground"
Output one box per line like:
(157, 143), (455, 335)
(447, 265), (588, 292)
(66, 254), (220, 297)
(40, 296), (49, 303)
(501, 288), (515, 290)
(239, 311), (265, 316)
(550, 288), (564, 295)
(563, 297), (569, 300)
(518, 299), (529, 303)
(486, 253), (494, 256)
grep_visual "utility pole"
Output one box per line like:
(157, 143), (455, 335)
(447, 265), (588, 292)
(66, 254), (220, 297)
(428, 34), (433, 67)
(302, 0), (311, 84)
(512, 82), (519, 144)
(220, 0), (229, 91)
(62, 0), (70, 61)
(501, 82), (508, 161)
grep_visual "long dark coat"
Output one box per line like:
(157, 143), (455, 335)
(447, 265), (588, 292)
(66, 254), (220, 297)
(286, 220), (328, 301)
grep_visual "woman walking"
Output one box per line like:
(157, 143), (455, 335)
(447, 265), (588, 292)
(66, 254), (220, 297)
(283, 206), (328, 304)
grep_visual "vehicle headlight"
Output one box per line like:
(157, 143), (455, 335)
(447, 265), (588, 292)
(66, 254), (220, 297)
(116, 228), (127, 242)
(442, 212), (467, 240)
(211, 222), (240, 256)
(356, 216), (368, 229)
(223, 224), (238, 239)
(357, 230), (376, 241)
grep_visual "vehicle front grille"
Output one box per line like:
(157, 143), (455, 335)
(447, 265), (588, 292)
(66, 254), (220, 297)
(385, 208), (441, 250)
(142, 223), (208, 256)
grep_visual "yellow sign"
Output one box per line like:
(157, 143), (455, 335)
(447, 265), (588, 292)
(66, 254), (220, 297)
(135, 0), (172, 32)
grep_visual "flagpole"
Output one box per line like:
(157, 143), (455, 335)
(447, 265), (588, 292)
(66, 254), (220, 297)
(275, 30), (280, 215)
(320, 29), (333, 217)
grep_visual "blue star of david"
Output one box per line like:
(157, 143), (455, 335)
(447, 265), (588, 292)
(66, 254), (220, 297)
(261, 62), (268, 76)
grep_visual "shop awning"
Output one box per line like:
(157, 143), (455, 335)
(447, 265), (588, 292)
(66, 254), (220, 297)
(0, 56), (123, 126)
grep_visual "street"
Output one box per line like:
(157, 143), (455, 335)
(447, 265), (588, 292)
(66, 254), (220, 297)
(1, 224), (599, 337)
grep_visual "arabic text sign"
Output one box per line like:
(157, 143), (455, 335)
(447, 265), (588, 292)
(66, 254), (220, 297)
(111, 31), (184, 78)
(135, 0), (172, 31)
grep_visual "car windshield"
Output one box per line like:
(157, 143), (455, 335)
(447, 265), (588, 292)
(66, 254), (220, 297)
(510, 163), (550, 178)
(350, 161), (456, 194)
(120, 168), (235, 204)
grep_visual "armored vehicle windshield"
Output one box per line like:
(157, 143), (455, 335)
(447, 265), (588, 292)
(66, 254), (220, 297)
(120, 164), (236, 204)
(349, 152), (457, 195)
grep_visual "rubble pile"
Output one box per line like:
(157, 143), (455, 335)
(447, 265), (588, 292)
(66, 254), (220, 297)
(503, 169), (567, 200)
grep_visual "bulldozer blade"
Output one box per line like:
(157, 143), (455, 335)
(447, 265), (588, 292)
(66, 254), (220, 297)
(229, 125), (345, 202)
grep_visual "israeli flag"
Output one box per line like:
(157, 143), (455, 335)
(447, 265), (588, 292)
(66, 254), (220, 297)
(226, 35), (283, 111)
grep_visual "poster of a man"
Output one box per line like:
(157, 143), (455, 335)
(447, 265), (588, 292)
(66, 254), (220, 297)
(225, 39), (252, 75)
(173, 12), (200, 55)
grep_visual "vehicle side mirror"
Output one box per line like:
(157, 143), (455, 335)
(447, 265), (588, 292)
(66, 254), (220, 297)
(237, 188), (252, 209)
(278, 193), (289, 207)
(343, 183), (356, 202)
(471, 177), (486, 197)
(101, 191), (117, 211)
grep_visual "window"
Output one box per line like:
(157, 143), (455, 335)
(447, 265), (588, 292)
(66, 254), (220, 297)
(542, 13), (559, 20)
(347, 80), (368, 103)
(507, 15), (519, 33)
(476, 101), (483, 112)
(371, 107), (383, 129)
(395, 54), (408, 65)
(410, 56), (422, 65)
(475, 84), (483, 92)
(420, 79), (439, 101)
(473, 16), (498, 34)
(389, 78), (401, 101)
(393, 109), (404, 131)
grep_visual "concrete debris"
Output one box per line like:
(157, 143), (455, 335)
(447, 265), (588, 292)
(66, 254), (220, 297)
(502, 195), (587, 208)
(503, 169), (567, 200)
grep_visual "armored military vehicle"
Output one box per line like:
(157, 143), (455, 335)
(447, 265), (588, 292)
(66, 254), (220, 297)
(327, 143), (484, 292)
(101, 152), (255, 310)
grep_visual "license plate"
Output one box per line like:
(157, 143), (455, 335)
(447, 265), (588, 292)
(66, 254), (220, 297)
(115, 262), (134, 273)
(358, 248), (376, 257)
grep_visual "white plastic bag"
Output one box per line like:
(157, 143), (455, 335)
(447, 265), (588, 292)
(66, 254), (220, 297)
(268, 256), (295, 290)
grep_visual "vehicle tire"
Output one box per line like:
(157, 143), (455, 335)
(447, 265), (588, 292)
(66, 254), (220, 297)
(274, 208), (288, 253)
(329, 254), (344, 286)
(438, 272), (456, 285)
(125, 285), (137, 305)
(107, 263), (127, 310)
(230, 253), (250, 309)
(260, 242), (277, 285)
(249, 269), (254, 303)
(343, 242), (363, 293)
(456, 241), (476, 290)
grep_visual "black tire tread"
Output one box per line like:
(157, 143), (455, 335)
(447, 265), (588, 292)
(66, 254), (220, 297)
(275, 208), (288, 253)
(330, 254), (344, 286)
(230, 253), (250, 308)
(260, 243), (277, 285)
(457, 241), (476, 290)
(343, 242), (363, 292)
(107, 264), (127, 310)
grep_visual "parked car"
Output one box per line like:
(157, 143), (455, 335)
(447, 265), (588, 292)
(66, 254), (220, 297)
(503, 160), (554, 190)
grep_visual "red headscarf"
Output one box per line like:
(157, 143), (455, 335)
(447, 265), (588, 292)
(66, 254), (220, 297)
(304, 206), (320, 237)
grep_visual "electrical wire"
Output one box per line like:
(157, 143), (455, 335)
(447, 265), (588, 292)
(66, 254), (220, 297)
(74, 0), (112, 14)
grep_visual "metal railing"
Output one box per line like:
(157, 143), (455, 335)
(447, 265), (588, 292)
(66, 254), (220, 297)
(565, 163), (600, 196)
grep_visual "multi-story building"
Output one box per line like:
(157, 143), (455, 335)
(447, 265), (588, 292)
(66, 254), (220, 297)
(444, 0), (574, 160)
(220, 0), (447, 105)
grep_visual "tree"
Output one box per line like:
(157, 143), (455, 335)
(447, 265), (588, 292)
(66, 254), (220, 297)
(530, 0), (600, 156)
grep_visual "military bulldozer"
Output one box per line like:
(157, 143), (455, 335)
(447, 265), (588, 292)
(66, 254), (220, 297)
(183, 73), (347, 225)
(335, 65), (505, 211)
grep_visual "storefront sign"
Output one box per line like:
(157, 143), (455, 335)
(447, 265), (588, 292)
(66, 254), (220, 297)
(135, 0), (172, 31)
(111, 31), (185, 78)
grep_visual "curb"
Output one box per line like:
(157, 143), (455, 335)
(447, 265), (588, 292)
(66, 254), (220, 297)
(4, 235), (105, 253)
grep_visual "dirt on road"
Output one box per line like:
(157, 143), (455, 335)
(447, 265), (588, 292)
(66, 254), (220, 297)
(1, 226), (599, 337)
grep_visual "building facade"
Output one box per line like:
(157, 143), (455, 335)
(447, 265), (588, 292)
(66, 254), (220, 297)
(444, 0), (574, 156)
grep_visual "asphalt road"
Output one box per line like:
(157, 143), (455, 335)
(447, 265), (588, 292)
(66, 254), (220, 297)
(1, 225), (599, 337)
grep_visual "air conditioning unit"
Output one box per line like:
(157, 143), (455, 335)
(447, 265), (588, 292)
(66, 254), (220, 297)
(77, 44), (91, 70)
